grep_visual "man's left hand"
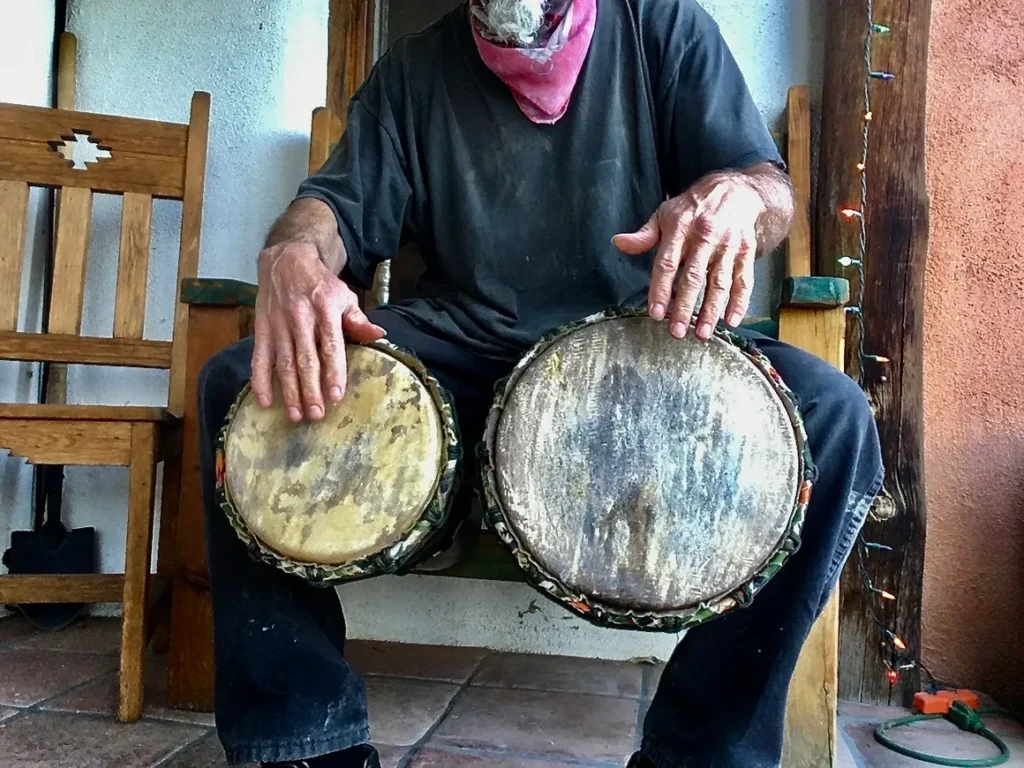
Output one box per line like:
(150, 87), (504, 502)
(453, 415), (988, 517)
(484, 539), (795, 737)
(613, 170), (767, 341)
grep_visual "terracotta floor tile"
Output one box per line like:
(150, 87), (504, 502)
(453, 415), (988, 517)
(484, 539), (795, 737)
(432, 686), (638, 762)
(377, 743), (410, 767)
(41, 656), (214, 725)
(160, 732), (240, 767)
(838, 700), (915, 722)
(844, 719), (1023, 766)
(472, 653), (642, 699)
(9, 618), (121, 655)
(0, 649), (116, 707)
(0, 616), (35, 645)
(365, 676), (460, 747)
(836, 731), (860, 768)
(347, 640), (488, 683)
(408, 746), (583, 766)
(0, 709), (207, 768)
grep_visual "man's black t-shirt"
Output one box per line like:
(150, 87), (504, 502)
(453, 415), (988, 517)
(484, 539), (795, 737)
(296, 0), (782, 360)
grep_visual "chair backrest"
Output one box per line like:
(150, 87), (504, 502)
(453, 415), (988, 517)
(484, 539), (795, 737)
(0, 91), (210, 413)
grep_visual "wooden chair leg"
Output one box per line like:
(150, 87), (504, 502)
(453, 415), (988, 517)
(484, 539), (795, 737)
(149, 450), (182, 654)
(118, 423), (159, 723)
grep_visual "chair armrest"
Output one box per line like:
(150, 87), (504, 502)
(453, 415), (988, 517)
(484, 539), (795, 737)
(780, 276), (850, 309)
(180, 278), (257, 308)
(739, 316), (779, 339)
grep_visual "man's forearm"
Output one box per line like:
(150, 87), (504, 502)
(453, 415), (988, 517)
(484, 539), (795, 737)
(265, 197), (348, 274)
(741, 162), (796, 256)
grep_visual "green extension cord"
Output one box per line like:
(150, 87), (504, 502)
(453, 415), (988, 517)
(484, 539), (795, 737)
(874, 701), (1010, 766)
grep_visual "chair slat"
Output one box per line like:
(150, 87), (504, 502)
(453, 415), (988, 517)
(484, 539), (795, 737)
(114, 192), (153, 339)
(0, 102), (189, 157)
(0, 137), (186, 199)
(0, 180), (29, 331)
(0, 331), (172, 368)
(48, 186), (93, 335)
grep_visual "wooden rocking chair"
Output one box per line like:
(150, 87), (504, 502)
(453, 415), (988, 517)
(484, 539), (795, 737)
(0, 91), (211, 722)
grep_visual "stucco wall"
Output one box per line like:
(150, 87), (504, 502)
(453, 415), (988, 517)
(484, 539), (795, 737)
(0, 1), (55, 609)
(2, 0), (823, 658)
(923, 0), (1024, 712)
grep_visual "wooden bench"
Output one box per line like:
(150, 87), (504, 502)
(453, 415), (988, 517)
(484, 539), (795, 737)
(165, 85), (845, 767)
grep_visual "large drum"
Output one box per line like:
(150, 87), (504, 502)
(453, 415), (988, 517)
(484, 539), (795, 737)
(480, 309), (814, 632)
(215, 341), (461, 583)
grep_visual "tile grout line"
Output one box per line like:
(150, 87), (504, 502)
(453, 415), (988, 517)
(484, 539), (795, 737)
(396, 650), (495, 768)
(838, 727), (872, 768)
(363, 670), (644, 702)
(149, 728), (217, 768)
(0, 656), (120, 724)
(415, 743), (623, 767)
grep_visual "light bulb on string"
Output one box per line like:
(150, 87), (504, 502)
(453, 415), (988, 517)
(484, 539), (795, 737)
(871, 23), (891, 34)
(866, 355), (890, 363)
(840, 207), (863, 220)
(870, 71), (896, 81)
(838, 256), (862, 267)
(856, 162), (866, 172)
(864, 111), (873, 122)
(887, 669), (900, 685)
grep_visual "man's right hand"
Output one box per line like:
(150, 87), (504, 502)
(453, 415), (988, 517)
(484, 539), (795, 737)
(250, 240), (385, 423)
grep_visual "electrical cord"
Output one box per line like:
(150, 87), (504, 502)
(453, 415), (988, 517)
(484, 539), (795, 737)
(874, 702), (1011, 766)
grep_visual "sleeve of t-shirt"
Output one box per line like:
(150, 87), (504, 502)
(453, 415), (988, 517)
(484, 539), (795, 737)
(640, 0), (784, 197)
(294, 70), (412, 291)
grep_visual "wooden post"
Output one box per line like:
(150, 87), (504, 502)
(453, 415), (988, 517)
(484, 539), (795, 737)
(816, 0), (931, 705)
(166, 282), (256, 712)
(327, 0), (376, 120)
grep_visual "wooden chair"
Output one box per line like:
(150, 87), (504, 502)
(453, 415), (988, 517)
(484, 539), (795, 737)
(0, 91), (211, 722)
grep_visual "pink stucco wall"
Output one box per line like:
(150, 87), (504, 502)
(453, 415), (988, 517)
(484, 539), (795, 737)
(923, 0), (1024, 713)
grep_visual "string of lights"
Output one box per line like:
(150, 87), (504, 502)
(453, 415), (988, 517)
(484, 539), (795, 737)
(835, 0), (923, 691)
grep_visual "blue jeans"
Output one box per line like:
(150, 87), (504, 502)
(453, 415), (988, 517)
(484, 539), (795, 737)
(198, 309), (883, 766)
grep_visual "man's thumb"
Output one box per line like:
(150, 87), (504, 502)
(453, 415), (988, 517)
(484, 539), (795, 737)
(611, 214), (661, 255)
(342, 304), (387, 342)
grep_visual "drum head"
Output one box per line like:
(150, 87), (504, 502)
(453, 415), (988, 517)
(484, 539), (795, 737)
(222, 344), (447, 568)
(484, 312), (810, 628)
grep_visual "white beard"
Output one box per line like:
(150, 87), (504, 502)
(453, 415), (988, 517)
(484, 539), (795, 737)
(477, 0), (547, 46)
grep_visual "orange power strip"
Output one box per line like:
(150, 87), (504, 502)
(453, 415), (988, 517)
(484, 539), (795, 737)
(913, 689), (980, 715)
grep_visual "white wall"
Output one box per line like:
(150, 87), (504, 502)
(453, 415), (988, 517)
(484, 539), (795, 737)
(0, 0), (56, 605)
(3, 0), (822, 659)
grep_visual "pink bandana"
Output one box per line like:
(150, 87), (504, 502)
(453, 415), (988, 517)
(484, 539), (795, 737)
(469, 0), (597, 125)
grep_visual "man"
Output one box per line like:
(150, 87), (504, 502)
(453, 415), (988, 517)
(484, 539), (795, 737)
(198, 0), (884, 765)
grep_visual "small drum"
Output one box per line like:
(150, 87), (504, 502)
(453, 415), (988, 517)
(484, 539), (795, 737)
(480, 309), (814, 632)
(216, 341), (461, 583)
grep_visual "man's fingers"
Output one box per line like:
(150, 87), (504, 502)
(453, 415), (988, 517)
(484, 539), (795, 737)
(647, 225), (689, 321)
(611, 213), (661, 255)
(289, 303), (325, 421)
(668, 217), (717, 338)
(725, 246), (755, 328)
(272, 324), (303, 423)
(250, 313), (274, 407)
(695, 240), (737, 341)
(312, 290), (346, 403)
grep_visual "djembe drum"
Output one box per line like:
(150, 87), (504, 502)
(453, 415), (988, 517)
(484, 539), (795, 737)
(480, 309), (814, 632)
(216, 341), (461, 583)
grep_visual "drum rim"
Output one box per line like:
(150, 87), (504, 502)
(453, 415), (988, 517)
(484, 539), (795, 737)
(215, 339), (462, 584)
(478, 307), (816, 633)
